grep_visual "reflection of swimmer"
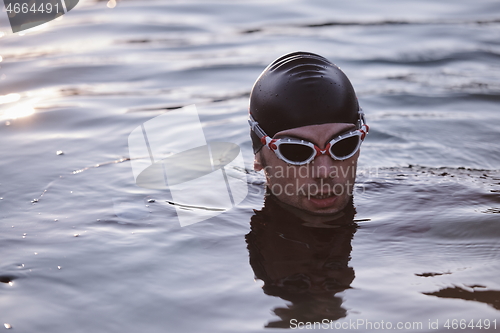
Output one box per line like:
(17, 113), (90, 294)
(246, 195), (357, 328)
(248, 51), (368, 218)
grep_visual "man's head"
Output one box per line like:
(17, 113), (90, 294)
(249, 51), (367, 216)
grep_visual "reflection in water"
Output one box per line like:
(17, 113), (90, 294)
(246, 195), (357, 328)
(0, 103), (35, 120)
(0, 93), (20, 105)
(424, 286), (500, 311)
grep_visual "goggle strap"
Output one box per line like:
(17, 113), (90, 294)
(357, 109), (367, 130)
(249, 115), (280, 150)
(248, 115), (267, 139)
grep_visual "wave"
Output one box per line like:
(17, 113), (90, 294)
(299, 18), (500, 28)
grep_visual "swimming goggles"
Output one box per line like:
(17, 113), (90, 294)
(249, 111), (369, 166)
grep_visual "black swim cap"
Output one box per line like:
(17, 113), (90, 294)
(249, 51), (360, 153)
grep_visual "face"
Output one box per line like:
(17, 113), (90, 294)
(254, 123), (359, 216)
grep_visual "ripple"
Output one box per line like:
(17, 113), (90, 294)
(0, 275), (16, 284)
(300, 18), (500, 28)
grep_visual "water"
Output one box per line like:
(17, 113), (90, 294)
(1, 0), (500, 331)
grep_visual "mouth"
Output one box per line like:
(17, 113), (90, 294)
(309, 192), (335, 200)
(307, 191), (338, 210)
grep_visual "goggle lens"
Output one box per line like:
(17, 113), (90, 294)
(279, 143), (315, 163)
(330, 136), (360, 158)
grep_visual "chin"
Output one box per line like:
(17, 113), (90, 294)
(306, 207), (343, 216)
(302, 196), (349, 215)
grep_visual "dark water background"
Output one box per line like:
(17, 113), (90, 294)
(1, 0), (500, 331)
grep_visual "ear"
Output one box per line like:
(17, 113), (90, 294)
(254, 152), (263, 171)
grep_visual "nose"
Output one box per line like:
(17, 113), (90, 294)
(311, 153), (337, 179)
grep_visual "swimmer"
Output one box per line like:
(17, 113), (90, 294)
(248, 51), (368, 221)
